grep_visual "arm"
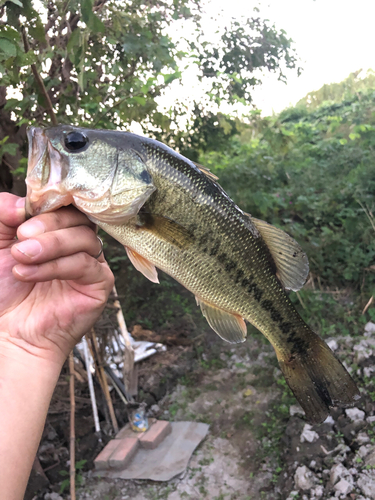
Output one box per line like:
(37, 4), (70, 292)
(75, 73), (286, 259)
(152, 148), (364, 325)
(0, 193), (114, 500)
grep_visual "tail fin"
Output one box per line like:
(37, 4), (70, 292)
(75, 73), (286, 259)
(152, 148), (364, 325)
(276, 333), (360, 424)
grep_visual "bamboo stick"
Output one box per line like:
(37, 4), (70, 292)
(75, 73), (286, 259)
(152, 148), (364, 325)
(91, 329), (119, 434)
(86, 334), (111, 427)
(69, 352), (76, 500)
(112, 284), (136, 396)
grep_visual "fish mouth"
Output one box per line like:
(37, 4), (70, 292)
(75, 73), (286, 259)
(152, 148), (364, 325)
(25, 127), (74, 217)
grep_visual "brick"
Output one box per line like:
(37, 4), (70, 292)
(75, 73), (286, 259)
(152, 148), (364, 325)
(109, 437), (139, 469)
(94, 439), (120, 470)
(139, 420), (172, 450)
(116, 423), (144, 440)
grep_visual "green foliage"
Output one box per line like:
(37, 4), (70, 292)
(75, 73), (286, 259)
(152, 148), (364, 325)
(59, 459), (87, 493)
(0, 0), (299, 185)
(297, 69), (375, 110)
(200, 88), (375, 293)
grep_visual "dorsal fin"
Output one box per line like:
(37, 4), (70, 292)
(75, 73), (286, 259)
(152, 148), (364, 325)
(196, 297), (247, 344)
(193, 162), (219, 182)
(246, 215), (309, 291)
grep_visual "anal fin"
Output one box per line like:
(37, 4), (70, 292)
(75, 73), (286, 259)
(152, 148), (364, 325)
(196, 298), (247, 344)
(125, 247), (159, 284)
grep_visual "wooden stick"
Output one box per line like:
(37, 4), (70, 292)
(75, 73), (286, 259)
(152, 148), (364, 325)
(112, 284), (136, 396)
(69, 352), (76, 500)
(91, 329), (119, 434)
(362, 295), (374, 315)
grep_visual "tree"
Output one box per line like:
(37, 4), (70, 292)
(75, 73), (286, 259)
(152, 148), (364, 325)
(296, 69), (375, 110)
(0, 0), (300, 192)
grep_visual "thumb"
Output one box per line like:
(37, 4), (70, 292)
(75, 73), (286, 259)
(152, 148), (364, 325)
(0, 194), (26, 248)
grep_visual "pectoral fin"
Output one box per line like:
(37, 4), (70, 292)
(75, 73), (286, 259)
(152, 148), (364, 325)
(196, 298), (247, 344)
(248, 216), (309, 291)
(125, 247), (159, 284)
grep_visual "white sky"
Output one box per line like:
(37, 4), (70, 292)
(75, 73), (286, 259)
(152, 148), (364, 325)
(249, 0), (375, 114)
(164, 0), (375, 117)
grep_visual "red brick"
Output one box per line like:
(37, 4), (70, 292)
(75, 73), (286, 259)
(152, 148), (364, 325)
(94, 439), (120, 470)
(116, 423), (144, 440)
(139, 420), (172, 450)
(109, 437), (139, 469)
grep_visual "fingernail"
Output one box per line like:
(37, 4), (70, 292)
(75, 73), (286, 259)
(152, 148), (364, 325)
(14, 239), (43, 258)
(14, 264), (39, 277)
(19, 219), (45, 238)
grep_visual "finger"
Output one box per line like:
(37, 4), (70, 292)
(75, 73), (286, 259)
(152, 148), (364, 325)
(13, 252), (113, 286)
(11, 225), (104, 265)
(17, 205), (96, 240)
(0, 194), (26, 245)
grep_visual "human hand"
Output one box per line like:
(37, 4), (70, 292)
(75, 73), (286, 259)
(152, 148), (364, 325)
(0, 192), (114, 366)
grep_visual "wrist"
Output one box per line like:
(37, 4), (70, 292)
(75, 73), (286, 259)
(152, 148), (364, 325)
(0, 331), (66, 374)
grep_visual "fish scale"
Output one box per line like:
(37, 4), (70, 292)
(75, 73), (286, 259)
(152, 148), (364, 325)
(100, 144), (305, 351)
(25, 125), (360, 423)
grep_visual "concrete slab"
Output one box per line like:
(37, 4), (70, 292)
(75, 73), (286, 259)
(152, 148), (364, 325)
(94, 421), (209, 481)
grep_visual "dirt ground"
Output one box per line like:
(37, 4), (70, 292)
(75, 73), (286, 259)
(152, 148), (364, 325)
(28, 321), (375, 500)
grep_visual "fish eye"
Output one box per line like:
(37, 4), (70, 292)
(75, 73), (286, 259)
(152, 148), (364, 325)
(64, 131), (89, 152)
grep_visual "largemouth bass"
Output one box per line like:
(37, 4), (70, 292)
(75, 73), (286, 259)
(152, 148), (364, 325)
(25, 125), (360, 423)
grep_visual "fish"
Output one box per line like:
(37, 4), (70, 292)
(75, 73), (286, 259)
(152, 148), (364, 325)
(25, 125), (360, 423)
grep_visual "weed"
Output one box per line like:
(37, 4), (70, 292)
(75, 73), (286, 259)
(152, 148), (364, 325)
(59, 459), (87, 494)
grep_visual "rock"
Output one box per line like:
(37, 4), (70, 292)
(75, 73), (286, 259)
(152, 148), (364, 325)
(311, 485), (324, 498)
(330, 463), (351, 485)
(150, 404), (160, 415)
(363, 366), (375, 378)
(358, 471), (375, 499)
(345, 408), (365, 422)
(357, 432), (371, 445)
(287, 491), (299, 500)
(324, 415), (335, 425)
(290, 405), (305, 417)
(327, 339), (338, 351)
(46, 427), (57, 441)
(44, 494), (63, 500)
(367, 416), (375, 423)
(333, 477), (353, 496)
(364, 447), (375, 467)
(365, 322), (375, 335)
(358, 445), (372, 459)
(330, 444), (350, 465)
(353, 340), (372, 362)
(300, 424), (319, 443)
(294, 465), (317, 490)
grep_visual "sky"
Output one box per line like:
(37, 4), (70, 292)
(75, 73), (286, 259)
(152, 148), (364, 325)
(165, 0), (375, 117)
(247, 0), (375, 114)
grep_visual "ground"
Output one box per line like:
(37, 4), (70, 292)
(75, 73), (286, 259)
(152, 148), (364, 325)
(27, 236), (375, 500)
